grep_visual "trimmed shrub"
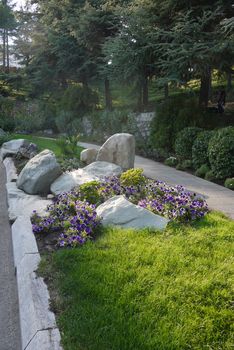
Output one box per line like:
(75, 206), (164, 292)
(150, 96), (203, 152)
(205, 170), (217, 182)
(224, 178), (234, 190)
(175, 127), (203, 161)
(120, 168), (146, 187)
(78, 181), (103, 205)
(208, 127), (234, 179)
(164, 157), (178, 167)
(192, 130), (214, 170)
(195, 164), (210, 178)
(176, 159), (193, 171)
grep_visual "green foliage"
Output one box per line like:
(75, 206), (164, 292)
(87, 109), (130, 140)
(176, 159), (193, 171)
(150, 96), (207, 152)
(120, 168), (146, 187)
(40, 212), (234, 350)
(195, 164), (210, 178)
(192, 130), (214, 170)
(59, 84), (98, 116)
(224, 178), (234, 190)
(164, 157), (178, 167)
(55, 135), (80, 157)
(58, 158), (81, 172)
(55, 85), (98, 134)
(0, 96), (15, 131)
(78, 181), (102, 205)
(175, 127), (203, 161)
(205, 170), (217, 181)
(14, 102), (46, 132)
(208, 127), (234, 179)
(0, 132), (10, 146)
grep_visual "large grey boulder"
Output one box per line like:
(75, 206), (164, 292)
(80, 148), (98, 165)
(96, 195), (169, 230)
(17, 149), (61, 195)
(97, 133), (135, 170)
(0, 138), (29, 160)
(51, 161), (122, 195)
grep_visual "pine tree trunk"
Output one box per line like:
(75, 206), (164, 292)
(104, 78), (112, 111)
(3, 29), (6, 70)
(142, 76), (148, 109)
(164, 83), (169, 99)
(199, 67), (211, 107)
(6, 30), (9, 73)
(137, 82), (143, 112)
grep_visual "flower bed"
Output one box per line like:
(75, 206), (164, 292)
(32, 169), (208, 248)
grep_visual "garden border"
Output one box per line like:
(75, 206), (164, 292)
(3, 158), (63, 350)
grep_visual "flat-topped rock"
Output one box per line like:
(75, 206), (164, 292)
(96, 195), (169, 230)
(6, 182), (51, 221)
(17, 150), (61, 195)
(97, 133), (135, 170)
(84, 161), (122, 178)
(51, 161), (122, 195)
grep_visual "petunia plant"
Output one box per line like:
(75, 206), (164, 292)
(31, 168), (209, 248)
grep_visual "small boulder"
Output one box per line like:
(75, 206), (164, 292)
(17, 143), (38, 159)
(0, 139), (30, 160)
(50, 161), (122, 195)
(96, 133), (135, 170)
(17, 149), (61, 195)
(96, 195), (169, 230)
(80, 148), (98, 165)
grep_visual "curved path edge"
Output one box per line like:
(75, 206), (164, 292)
(79, 142), (234, 219)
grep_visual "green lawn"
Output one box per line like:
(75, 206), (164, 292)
(39, 212), (234, 350)
(11, 134), (83, 158)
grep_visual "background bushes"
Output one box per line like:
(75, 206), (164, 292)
(192, 130), (214, 169)
(175, 127), (203, 161)
(208, 127), (234, 179)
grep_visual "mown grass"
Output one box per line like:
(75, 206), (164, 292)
(11, 134), (83, 158)
(39, 211), (234, 350)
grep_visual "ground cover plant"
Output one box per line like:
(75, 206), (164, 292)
(32, 169), (208, 248)
(39, 211), (234, 350)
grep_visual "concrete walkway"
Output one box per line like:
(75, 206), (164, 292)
(0, 162), (21, 350)
(79, 142), (234, 219)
